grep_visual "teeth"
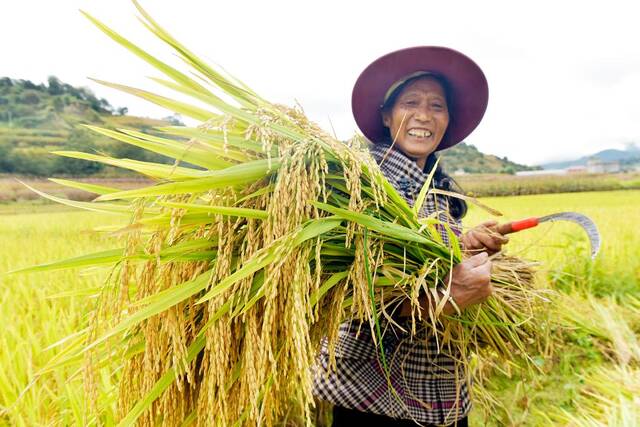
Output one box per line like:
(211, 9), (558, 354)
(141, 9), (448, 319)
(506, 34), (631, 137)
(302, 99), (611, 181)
(408, 129), (432, 138)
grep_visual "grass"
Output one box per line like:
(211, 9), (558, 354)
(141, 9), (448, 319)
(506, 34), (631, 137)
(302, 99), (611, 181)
(0, 190), (638, 425)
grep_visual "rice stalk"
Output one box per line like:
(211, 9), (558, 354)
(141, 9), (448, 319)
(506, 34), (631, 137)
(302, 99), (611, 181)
(542, 366), (640, 426)
(554, 293), (640, 365)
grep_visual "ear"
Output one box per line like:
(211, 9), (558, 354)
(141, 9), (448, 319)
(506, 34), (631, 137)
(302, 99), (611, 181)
(381, 111), (391, 128)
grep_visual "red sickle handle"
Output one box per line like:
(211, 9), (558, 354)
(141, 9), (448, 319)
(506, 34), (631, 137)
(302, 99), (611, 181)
(497, 217), (539, 235)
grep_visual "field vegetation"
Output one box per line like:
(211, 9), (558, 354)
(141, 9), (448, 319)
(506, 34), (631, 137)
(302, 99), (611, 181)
(456, 172), (640, 197)
(0, 190), (638, 425)
(466, 190), (640, 425)
(2, 171), (639, 205)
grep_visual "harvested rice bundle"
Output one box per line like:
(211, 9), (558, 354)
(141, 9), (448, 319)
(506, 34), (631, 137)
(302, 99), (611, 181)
(18, 2), (547, 425)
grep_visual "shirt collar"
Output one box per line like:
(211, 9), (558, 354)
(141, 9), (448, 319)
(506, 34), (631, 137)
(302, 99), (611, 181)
(369, 142), (430, 198)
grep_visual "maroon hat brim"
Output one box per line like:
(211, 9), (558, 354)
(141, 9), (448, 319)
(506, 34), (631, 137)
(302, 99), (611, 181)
(351, 46), (488, 151)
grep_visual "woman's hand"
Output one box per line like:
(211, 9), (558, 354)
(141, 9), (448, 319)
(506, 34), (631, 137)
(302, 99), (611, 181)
(399, 252), (493, 317)
(460, 220), (509, 255)
(448, 252), (493, 312)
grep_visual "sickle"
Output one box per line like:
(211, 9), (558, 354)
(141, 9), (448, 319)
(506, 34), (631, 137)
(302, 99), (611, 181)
(497, 212), (601, 259)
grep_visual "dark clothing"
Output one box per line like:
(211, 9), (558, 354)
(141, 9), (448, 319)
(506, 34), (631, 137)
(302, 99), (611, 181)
(332, 405), (469, 426)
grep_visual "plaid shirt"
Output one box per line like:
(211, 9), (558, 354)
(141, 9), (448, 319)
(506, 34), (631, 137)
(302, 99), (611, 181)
(312, 143), (471, 425)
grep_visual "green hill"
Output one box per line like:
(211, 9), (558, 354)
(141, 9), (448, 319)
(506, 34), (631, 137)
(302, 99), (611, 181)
(0, 76), (536, 177)
(439, 142), (540, 174)
(0, 76), (183, 176)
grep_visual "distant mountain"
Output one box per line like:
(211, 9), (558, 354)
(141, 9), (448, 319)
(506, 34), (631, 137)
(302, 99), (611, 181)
(0, 76), (184, 176)
(540, 145), (640, 170)
(439, 142), (540, 174)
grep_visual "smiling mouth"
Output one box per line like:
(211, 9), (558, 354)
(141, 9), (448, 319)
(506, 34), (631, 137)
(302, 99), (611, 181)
(407, 129), (432, 138)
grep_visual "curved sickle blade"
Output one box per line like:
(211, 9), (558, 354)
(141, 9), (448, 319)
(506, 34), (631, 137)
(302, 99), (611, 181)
(538, 212), (601, 259)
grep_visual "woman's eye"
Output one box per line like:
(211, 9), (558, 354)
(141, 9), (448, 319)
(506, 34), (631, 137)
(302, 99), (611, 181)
(403, 100), (418, 106)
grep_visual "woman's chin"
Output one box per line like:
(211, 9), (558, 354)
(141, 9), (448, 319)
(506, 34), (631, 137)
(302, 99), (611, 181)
(397, 140), (438, 159)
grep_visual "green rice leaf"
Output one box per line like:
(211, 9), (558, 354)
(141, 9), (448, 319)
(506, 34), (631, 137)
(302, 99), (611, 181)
(81, 10), (213, 96)
(233, 272), (266, 316)
(363, 228), (389, 373)
(149, 77), (257, 125)
(52, 151), (206, 180)
(197, 217), (342, 304)
(48, 178), (121, 195)
(82, 125), (232, 170)
(312, 201), (430, 244)
(310, 271), (349, 306)
(132, 0), (262, 109)
(292, 217), (343, 246)
(95, 158), (282, 201)
(157, 202), (268, 219)
(9, 248), (125, 274)
(17, 180), (156, 216)
(196, 247), (278, 305)
(90, 78), (217, 122)
(413, 156), (439, 217)
(157, 126), (265, 153)
(234, 184), (274, 205)
(119, 127), (249, 163)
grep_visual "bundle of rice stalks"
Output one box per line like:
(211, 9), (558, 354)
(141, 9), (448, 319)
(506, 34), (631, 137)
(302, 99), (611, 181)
(16, 2), (548, 425)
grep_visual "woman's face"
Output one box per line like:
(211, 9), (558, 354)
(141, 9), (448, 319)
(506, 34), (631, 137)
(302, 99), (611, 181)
(381, 76), (449, 168)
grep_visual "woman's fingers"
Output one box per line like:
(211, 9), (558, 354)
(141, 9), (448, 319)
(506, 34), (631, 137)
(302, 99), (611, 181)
(474, 230), (507, 252)
(450, 253), (493, 310)
(479, 220), (498, 228)
(467, 253), (492, 280)
(462, 221), (510, 254)
(464, 233), (484, 252)
(465, 251), (489, 267)
(470, 258), (492, 281)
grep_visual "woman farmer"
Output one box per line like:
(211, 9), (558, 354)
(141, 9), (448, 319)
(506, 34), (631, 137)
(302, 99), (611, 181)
(313, 46), (508, 426)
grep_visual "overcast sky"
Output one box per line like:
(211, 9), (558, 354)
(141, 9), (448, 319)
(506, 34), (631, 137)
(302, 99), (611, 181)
(3, 0), (640, 165)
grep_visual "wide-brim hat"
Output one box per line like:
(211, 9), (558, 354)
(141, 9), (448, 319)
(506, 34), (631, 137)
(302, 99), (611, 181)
(351, 46), (488, 151)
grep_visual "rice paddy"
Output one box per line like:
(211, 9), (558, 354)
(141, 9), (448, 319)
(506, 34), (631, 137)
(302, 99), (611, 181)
(2, 5), (639, 424)
(1, 189), (638, 425)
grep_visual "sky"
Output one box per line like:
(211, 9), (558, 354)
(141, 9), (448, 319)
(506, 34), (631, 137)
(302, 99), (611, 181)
(2, 0), (640, 165)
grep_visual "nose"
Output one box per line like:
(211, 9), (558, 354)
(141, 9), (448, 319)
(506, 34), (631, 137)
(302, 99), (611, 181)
(413, 105), (432, 122)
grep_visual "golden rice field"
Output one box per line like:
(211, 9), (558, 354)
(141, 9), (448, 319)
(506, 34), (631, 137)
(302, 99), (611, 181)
(1, 190), (638, 426)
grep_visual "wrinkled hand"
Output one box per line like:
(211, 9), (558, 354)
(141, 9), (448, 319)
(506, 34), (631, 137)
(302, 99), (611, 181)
(460, 220), (509, 255)
(448, 252), (493, 311)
